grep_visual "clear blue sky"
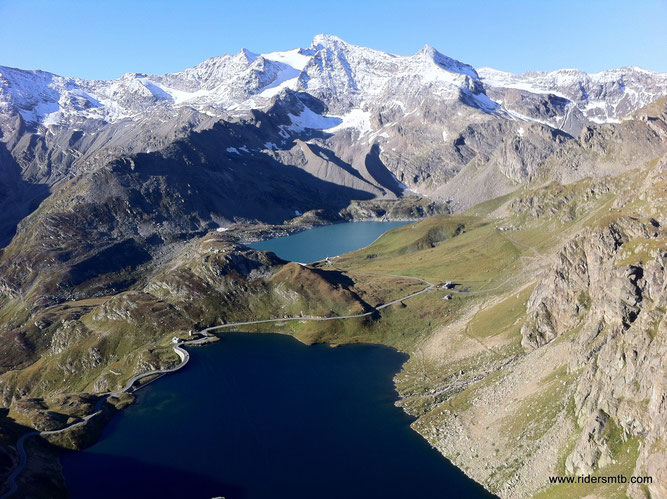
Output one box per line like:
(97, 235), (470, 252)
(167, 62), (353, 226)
(1, 0), (665, 79)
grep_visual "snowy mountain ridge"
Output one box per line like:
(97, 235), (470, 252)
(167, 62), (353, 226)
(3, 34), (665, 135)
(479, 66), (667, 124)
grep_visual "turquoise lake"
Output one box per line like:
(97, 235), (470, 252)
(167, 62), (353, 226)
(60, 222), (493, 499)
(249, 221), (409, 263)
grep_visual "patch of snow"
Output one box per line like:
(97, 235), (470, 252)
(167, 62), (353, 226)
(287, 106), (341, 132)
(138, 78), (173, 101)
(257, 62), (300, 93)
(328, 109), (372, 133)
(504, 108), (556, 128)
(23, 100), (60, 124)
(588, 116), (620, 124)
(159, 85), (210, 105)
(518, 127), (525, 137)
(257, 76), (299, 98)
(264, 141), (277, 150)
(478, 67), (570, 99)
(583, 101), (609, 111)
(216, 227), (229, 232)
(239, 146), (250, 153)
(226, 147), (240, 154)
(42, 110), (62, 126)
(294, 210), (302, 216)
(262, 48), (311, 71)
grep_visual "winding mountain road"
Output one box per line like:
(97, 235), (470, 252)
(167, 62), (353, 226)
(0, 339), (204, 499)
(1, 274), (434, 498)
(205, 276), (435, 332)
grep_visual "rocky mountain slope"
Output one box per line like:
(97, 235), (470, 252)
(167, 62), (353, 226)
(2, 34), (666, 214)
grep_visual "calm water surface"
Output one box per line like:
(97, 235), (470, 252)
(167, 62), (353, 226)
(249, 221), (409, 263)
(60, 222), (492, 498)
(61, 334), (491, 498)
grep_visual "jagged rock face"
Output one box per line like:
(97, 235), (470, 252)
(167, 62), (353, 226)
(521, 215), (666, 498)
(521, 222), (626, 350)
(522, 218), (662, 349)
(479, 66), (667, 128)
(483, 85), (586, 135)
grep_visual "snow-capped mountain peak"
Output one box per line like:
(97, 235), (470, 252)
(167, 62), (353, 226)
(1, 35), (666, 135)
(311, 33), (349, 51)
(416, 44), (479, 79)
(238, 48), (259, 63)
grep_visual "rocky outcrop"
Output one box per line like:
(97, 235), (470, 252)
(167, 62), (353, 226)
(510, 179), (610, 222)
(521, 220), (634, 350)
(521, 215), (666, 498)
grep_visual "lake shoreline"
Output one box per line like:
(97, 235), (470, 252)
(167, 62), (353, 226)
(61, 332), (493, 498)
(2, 219), (489, 498)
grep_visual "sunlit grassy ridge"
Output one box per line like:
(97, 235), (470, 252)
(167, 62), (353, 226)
(336, 217), (522, 288)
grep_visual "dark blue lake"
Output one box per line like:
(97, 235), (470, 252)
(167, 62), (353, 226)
(249, 221), (409, 263)
(60, 222), (492, 498)
(60, 334), (491, 499)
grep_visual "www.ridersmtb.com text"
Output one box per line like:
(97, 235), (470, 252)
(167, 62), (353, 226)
(549, 475), (653, 485)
